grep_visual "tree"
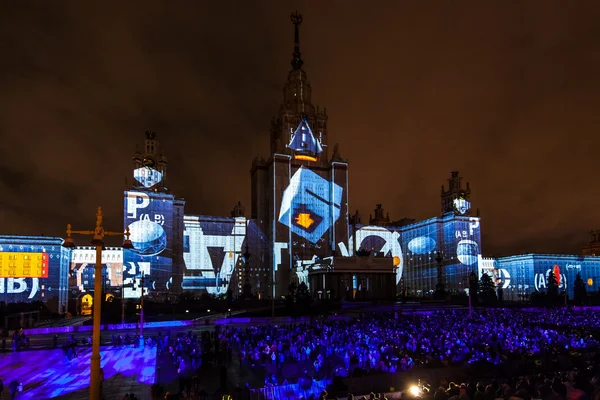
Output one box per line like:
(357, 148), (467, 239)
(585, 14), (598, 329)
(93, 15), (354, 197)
(574, 272), (588, 306)
(296, 282), (312, 314)
(296, 282), (311, 303)
(286, 282), (298, 311)
(469, 271), (479, 306)
(479, 273), (497, 305)
(546, 270), (559, 305)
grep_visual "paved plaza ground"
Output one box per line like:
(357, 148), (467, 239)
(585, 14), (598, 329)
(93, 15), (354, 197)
(0, 346), (156, 400)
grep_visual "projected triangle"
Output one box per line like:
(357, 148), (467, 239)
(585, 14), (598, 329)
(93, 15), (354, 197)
(207, 247), (226, 274)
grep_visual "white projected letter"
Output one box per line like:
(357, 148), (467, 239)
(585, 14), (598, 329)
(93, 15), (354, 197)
(7, 278), (27, 294)
(29, 278), (39, 299)
(127, 192), (150, 219)
(469, 218), (480, 236)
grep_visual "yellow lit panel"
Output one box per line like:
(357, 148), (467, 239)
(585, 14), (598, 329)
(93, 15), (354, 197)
(0, 252), (49, 278)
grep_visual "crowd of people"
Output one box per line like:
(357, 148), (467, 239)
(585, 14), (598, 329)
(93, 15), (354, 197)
(4, 307), (600, 399)
(136, 308), (600, 398)
(214, 308), (599, 385)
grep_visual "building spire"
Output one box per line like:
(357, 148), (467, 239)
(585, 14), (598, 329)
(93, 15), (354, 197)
(290, 11), (304, 70)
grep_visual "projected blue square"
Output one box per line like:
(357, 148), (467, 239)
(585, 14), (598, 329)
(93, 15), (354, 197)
(279, 167), (343, 243)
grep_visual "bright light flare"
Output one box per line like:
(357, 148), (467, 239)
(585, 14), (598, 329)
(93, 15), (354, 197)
(409, 386), (421, 397)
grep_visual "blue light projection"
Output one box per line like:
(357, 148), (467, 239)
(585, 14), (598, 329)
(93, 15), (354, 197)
(407, 236), (436, 255)
(278, 167), (343, 244)
(123, 191), (175, 297)
(0, 346), (155, 399)
(0, 236), (69, 308)
(287, 117), (323, 161)
(457, 239), (479, 266)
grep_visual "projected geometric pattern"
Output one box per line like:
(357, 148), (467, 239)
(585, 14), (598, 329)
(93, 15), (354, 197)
(0, 252), (49, 278)
(133, 167), (163, 189)
(279, 167), (342, 243)
(288, 117), (323, 162)
(0, 346), (155, 399)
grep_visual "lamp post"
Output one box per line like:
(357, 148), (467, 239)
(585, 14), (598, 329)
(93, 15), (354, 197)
(271, 273), (276, 318)
(62, 207), (133, 400)
(139, 272), (145, 347)
(121, 266), (125, 326)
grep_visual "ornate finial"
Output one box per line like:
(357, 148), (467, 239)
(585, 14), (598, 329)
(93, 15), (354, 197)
(96, 207), (103, 227)
(125, 226), (131, 241)
(290, 11), (304, 70)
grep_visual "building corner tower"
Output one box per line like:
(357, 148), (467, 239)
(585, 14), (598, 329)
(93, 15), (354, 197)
(250, 12), (350, 298)
(123, 132), (185, 299)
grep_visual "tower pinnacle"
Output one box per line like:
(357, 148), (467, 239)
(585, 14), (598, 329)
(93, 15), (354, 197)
(290, 11), (304, 70)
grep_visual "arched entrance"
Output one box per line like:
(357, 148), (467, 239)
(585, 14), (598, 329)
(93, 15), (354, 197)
(80, 294), (93, 315)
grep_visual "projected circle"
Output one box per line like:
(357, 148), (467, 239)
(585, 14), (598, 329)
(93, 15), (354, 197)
(128, 219), (167, 256)
(407, 236), (436, 254)
(456, 239), (478, 266)
(354, 226), (403, 284)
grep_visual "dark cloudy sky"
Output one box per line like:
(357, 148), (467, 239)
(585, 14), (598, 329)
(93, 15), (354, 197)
(1, 1), (599, 256)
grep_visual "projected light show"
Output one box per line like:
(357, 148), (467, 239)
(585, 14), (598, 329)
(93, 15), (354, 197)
(69, 247), (123, 292)
(183, 215), (245, 295)
(494, 254), (600, 300)
(346, 214), (483, 292)
(269, 161), (349, 294)
(0, 346), (156, 399)
(183, 216), (270, 295)
(278, 167), (342, 244)
(123, 190), (175, 298)
(288, 117), (323, 162)
(0, 236), (69, 308)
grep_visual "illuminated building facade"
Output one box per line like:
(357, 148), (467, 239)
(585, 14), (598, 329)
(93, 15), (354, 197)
(0, 236), (70, 312)
(351, 212), (482, 296)
(3, 13), (600, 311)
(123, 131), (186, 300)
(250, 12), (350, 297)
(490, 254), (600, 300)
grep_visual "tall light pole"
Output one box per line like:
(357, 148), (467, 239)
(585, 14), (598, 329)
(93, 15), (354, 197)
(271, 269), (275, 318)
(139, 272), (145, 347)
(62, 207), (133, 400)
(121, 266), (126, 326)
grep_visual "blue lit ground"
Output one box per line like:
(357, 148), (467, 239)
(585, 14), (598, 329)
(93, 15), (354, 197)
(0, 346), (156, 399)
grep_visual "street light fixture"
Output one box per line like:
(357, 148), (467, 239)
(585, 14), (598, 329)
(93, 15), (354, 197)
(62, 206), (133, 400)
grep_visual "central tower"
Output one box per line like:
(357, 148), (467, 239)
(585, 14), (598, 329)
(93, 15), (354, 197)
(251, 12), (350, 298)
(123, 132), (185, 299)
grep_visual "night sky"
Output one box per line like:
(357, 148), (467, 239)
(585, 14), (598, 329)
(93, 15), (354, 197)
(1, 1), (599, 256)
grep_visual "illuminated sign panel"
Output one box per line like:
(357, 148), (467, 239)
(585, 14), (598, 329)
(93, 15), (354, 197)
(0, 252), (49, 278)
